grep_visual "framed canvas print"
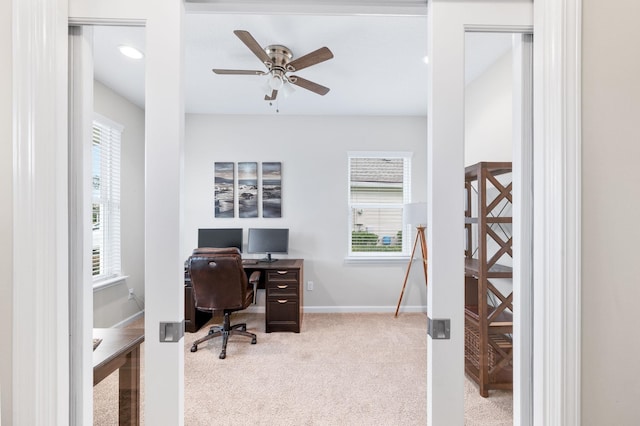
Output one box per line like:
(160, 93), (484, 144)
(214, 162), (234, 218)
(262, 162), (282, 218)
(238, 162), (258, 218)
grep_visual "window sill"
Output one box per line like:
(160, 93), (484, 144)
(93, 275), (129, 291)
(344, 256), (410, 265)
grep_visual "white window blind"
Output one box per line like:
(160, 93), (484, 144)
(348, 152), (412, 258)
(92, 114), (123, 283)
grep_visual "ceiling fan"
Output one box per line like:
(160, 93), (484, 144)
(212, 30), (334, 102)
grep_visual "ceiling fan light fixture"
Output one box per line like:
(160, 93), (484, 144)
(268, 74), (284, 90)
(262, 79), (273, 96)
(281, 81), (296, 98)
(118, 44), (144, 60)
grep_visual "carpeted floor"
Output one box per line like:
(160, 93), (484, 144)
(93, 313), (512, 425)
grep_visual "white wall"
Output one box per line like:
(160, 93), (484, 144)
(465, 46), (513, 167)
(0, 0), (12, 423)
(184, 114), (428, 311)
(582, 0), (640, 423)
(93, 80), (145, 327)
(464, 43), (514, 298)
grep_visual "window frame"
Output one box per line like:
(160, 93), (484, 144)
(91, 113), (124, 288)
(347, 151), (412, 261)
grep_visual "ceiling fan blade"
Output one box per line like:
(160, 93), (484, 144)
(289, 76), (330, 96)
(264, 89), (279, 101)
(233, 30), (272, 67)
(286, 47), (334, 72)
(212, 69), (265, 75)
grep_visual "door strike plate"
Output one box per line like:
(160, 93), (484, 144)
(427, 317), (451, 340)
(159, 320), (185, 342)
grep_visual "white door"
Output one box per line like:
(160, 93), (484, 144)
(426, 2), (532, 424)
(68, 1), (186, 424)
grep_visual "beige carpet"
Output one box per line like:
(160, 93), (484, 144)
(94, 313), (512, 425)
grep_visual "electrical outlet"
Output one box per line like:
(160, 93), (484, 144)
(307, 281), (314, 291)
(128, 288), (134, 300)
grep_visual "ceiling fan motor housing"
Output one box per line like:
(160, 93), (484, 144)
(264, 44), (293, 73)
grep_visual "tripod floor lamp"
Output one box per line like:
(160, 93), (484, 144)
(395, 202), (428, 317)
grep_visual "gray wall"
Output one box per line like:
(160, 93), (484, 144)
(582, 0), (640, 423)
(465, 43), (513, 167)
(184, 114), (428, 311)
(93, 80), (145, 327)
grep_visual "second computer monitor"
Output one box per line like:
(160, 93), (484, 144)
(247, 228), (289, 263)
(197, 228), (243, 252)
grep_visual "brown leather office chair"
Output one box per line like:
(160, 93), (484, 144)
(187, 247), (260, 359)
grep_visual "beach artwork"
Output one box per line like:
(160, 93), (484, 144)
(214, 162), (234, 218)
(238, 162), (258, 218)
(262, 162), (282, 218)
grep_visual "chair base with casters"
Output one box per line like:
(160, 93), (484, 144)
(190, 310), (257, 359)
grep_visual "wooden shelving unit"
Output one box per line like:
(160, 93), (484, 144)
(464, 161), (514, 397)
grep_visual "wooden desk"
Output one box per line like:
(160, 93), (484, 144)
(184, 258), (304, 333)
(93, 328), (144, 425)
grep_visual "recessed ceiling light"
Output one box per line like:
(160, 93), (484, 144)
(423, 56), (429, 65)
(118, 45), (144, 60)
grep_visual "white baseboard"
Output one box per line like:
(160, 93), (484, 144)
(244, 289), (427, 315)
(304, 305), (427, 314)
(245, 305), (428, 315)
(113, 310), (145, 328)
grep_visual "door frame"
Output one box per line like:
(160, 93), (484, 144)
(532, 0), (582, 424)
(68, 24), (95, 425)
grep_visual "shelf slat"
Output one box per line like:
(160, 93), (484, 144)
(465, 305), (513, 326)
(465, 217), (512, 224)
(464, 258), (512, 278)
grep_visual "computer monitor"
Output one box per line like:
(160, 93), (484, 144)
(197, 228), (243, 252)
(247, 228), (289, 263)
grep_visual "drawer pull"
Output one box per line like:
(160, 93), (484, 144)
(277, 284), (288, 289)
(276, 270), (288, 275)
(277, 299), (288, 304)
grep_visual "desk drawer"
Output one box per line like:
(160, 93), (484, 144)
(266, 281), (299, 297)
(266, 298), (300, 333)
(266, 269), (299, 284)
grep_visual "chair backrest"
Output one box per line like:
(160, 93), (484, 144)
(187, 247), (249, 312)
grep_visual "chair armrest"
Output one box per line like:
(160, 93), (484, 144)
(248, 271), (260, 304)
(248, 270), (261, 285)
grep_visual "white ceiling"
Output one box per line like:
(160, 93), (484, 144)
(93, 12), (511, 117)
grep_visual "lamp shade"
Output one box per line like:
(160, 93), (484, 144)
(403, 202), (427, 227)
(268, 74), (284, 90)
(280, 81), (296, 98)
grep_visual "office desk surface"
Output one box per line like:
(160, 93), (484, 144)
(93, 328), (144, 382)
(242, 258), (303, 268)
(93, 327), (144, 425)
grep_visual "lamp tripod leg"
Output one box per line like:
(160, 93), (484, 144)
(418, 227), (428, 289)
(395, 231), (420, 317)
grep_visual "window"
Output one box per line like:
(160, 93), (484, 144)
(348, 152), (412, 258)
(92, 114), (123, 284)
